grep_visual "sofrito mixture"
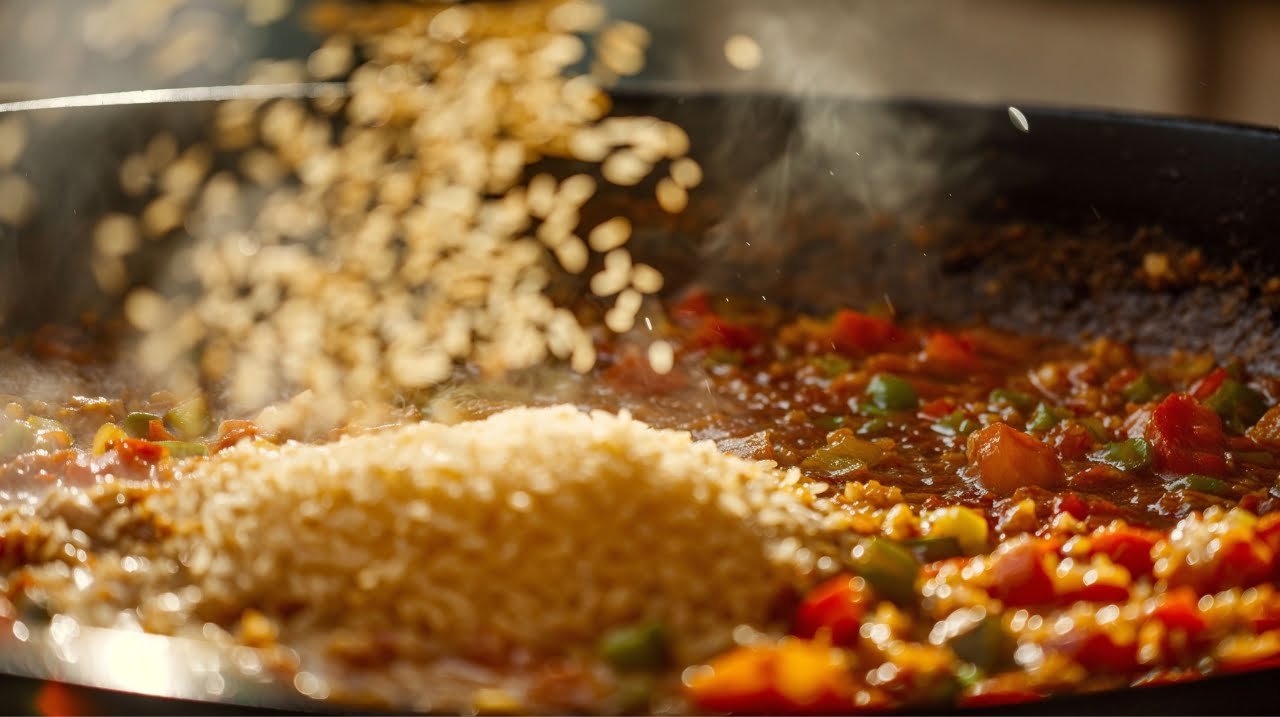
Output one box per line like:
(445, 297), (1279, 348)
(4, 292), (1280, 714)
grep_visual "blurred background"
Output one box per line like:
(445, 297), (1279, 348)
(1, 0), (1278, 127)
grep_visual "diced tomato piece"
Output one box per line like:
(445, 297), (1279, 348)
(1145, 393), (1228, 476)
(212, 419), (269, 453)
(690, 316), (761, 352)
(958, 687), (1044, 709)
(1088, 526), (1161, 577)
(1257, 513), (1280, 559)
(919, 398), (955, 420)
(1151, 588), (1207, 635)
(1191, 367), (1228, 400)
(686, 642), (857, 715)
(1251, 600), (1280, 633)
(1054, 493), (1090, 521)
(1050, 423), (1094, 461)
(1046, 630), (1138, 672)
(1247, 405), (1280, 450)
(670, 288), (712, 326)
(987, 539), (1057, 606)
(1216, 538), (1274, 589)
(828, 310), (908, 356)
(110, 438), (167, 465)
(966, 423), (1065, 494)
(602, 351), (689, 394)
(922, 331), (985, 374)
(1105, 367), (1140, 395)
(792, 576), (869, 647)
(146, 419), (176, 442)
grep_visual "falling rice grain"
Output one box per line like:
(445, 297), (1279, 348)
(587, 216), (631, 252)
(141, 196), (184, 238)
(1008, 106), (1030, 133)
(670, 157), (703, 189)
(647, 339), (675, 374)
(93, 214), (142, 258)
(123, 288), (169, 331)
(724, 34), (763, 71)
(245, 0), (293, 27)
(307, 37), (354, 80)
(554, 238), (589, 274)
(656, 177), (688, 214)
(630, 263), (664, 294)
(601, 149), (650, 187)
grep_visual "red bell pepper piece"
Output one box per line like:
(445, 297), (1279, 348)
(792, 575), (869, 647)
(922, 331), (985, 374)
(987, 538), (1057, 606)
(828, 310), (908, 356)
(1191, 367), (1228, 400)
(1145, 393), (1228, 475)
(1087, 525), (1161, 577)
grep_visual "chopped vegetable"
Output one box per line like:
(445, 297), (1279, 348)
(156, 441), (209, 458)
(812, 354), (851, 378)
(924, 506), (990, 555)
(901, 536), (964, 562)
(923, 331), (984, 374)
(946, 614), (1014, 672)
(92, 422), (127, 456)
(1190, 367), (1229, 400)
(865, 374), (918, 412)
(691, 316), (760, 352)
(814, 415), (846, 431)
(1076, 417), (1109, 442)
(123, 412), (162, 439)
(1169, 474), (1228, 495)
(1203, 379), (1268, 433)
(0, 421), (36, 458)
(1026, 402), (1071, 433)
(1145, 393), (1228, 476)
(800, 432), (883, 477)
(1150, 588), (1207, 635)
(793, 575), (868, 646)
(1087, 525), (1161, 577)
(1247, 404), (1280, 449)
(988, 388), (1035, 412)
(685, 641), (856, 714)
(967, 423), (1064, 494)
(933, 409), (978, 437)
(703, 347), (743, 366)
(987, 539), (1057, 606)
(919, 398), (956, 419)
(829, 310), (907, 356)
(1092, 438), (1152, 472)
(1121, 373), (1170, 404)
(851, 537), (920, 605)
(1232, 450), (1276, 466)
(856, 417), (888, 436)
(164, 397), (212, 440)
(599, 622), (669, 671)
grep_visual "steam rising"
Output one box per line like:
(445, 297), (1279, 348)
(694, 3), (992, 308)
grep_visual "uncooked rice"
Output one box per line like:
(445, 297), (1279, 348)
(93, 0), (696, 432)
(16, 406), (846, 668)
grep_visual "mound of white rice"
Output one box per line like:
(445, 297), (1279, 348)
(27, 406), (839, 667)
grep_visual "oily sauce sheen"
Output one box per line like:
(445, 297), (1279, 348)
(584, 290), (1280, 533)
